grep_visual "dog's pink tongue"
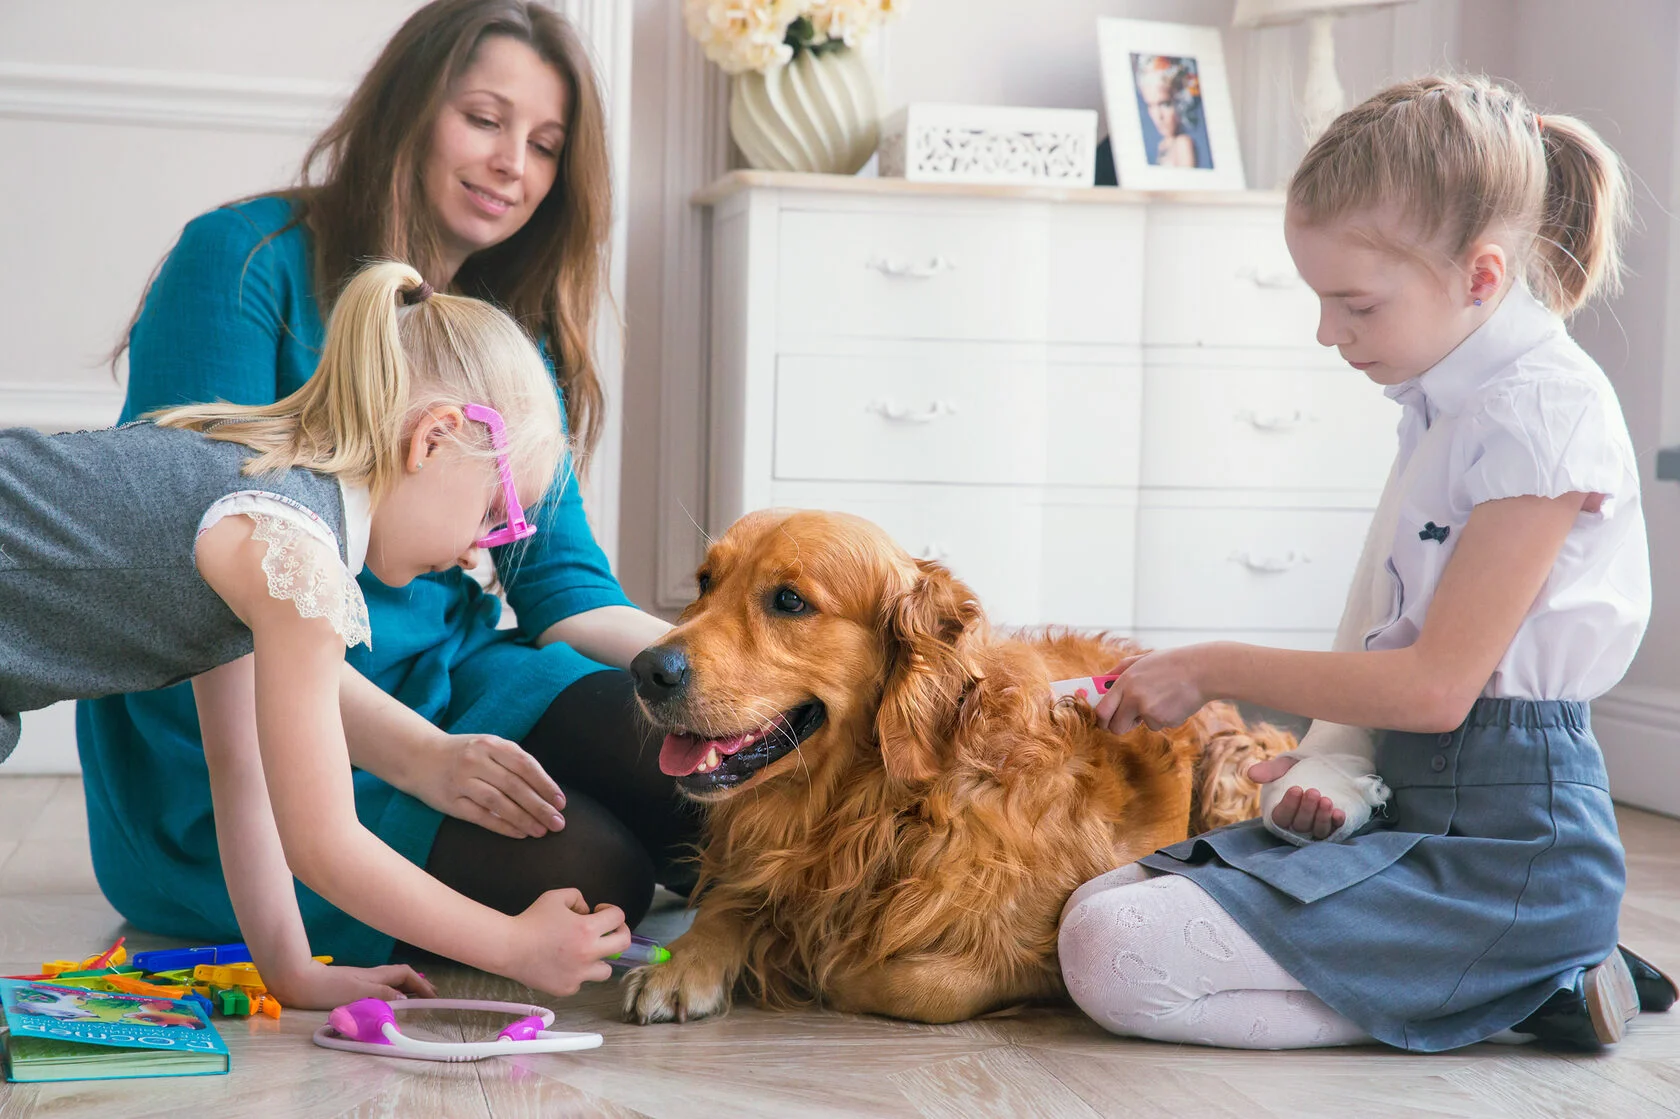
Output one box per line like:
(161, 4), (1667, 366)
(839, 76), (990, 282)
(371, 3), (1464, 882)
(659, 731), (755, 777)
(659, 732), (710, 777)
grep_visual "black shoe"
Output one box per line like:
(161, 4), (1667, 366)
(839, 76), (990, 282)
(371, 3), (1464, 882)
(1513, 951), (1640, 1049)
(1620, 944), (1677, 1013)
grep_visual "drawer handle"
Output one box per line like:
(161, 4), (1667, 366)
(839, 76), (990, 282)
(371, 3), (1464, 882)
(1235, 408), (1313, 432)
(913, 544), (951, 564)
(1236, 264), (1300, 289)
(1230, 550), (1312, 574)
(868, 399), (957, 424)
(867, 254), (955, 279)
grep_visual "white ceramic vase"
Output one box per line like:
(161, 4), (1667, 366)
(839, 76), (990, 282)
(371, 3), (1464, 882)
(730, 47), (880, 175)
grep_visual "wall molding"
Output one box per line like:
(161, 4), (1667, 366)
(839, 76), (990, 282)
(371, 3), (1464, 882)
(653, 7), (731, 609)
(0, 61), (344, 133)
(1593, 682), (1680, 817)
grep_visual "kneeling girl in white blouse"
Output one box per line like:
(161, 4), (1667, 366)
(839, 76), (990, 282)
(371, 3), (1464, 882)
(1063, 75), (1664, 1052)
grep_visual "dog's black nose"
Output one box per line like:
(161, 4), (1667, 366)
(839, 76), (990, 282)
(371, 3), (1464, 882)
(631, 644), (690, 703)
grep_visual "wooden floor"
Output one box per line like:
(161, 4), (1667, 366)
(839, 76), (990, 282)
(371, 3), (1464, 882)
(1, 775), (1677, 1118)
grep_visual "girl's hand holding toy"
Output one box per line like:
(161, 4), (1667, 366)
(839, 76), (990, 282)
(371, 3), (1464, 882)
(505, 890), (632, 995)
(1092, 649), (1208, 736)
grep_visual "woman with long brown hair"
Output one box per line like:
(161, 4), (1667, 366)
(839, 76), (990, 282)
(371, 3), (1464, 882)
(80, 0), (690, 988)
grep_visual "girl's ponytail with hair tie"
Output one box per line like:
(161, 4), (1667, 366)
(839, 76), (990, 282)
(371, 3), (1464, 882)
(401, 280), (434, 306)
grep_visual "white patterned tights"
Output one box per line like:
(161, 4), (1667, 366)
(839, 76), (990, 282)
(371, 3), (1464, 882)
(1057, 864), (1374, 1049)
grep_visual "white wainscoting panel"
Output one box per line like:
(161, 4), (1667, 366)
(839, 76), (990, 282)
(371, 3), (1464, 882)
(1593, 683), (1680, 817)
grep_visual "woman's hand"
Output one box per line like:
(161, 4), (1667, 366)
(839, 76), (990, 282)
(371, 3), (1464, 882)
(1093, 647), (1210, 735)
(263, 960), (436, 1011)
(504, 889), (632, 997)
(409, 732), (567, 839)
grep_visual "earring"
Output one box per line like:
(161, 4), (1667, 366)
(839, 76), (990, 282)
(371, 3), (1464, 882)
(1473, 298), (1483, 306)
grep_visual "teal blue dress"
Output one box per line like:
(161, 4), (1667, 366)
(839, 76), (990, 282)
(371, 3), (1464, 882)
(76, 196), (634, 966)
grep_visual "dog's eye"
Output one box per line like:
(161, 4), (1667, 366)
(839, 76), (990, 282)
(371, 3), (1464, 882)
(771, 586), (808, 615)
(696, 571), (712, 595)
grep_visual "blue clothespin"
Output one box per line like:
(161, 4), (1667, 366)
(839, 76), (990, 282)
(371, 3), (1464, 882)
(131, 943), (251, 974)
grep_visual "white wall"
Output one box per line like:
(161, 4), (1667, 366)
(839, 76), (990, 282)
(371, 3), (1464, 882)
(878, 0), (1463, 189)
(0, 2), (413, 425)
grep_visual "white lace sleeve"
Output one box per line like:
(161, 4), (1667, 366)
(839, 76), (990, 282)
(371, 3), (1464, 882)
(197, 491), (371, 649)
(245, 514), (372, 649)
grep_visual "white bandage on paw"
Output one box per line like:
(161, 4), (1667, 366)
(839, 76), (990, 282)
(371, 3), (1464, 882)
(1259, 753), (1391, 846)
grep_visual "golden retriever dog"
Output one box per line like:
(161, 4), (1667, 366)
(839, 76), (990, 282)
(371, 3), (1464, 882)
(624, 510), (1295, 1025)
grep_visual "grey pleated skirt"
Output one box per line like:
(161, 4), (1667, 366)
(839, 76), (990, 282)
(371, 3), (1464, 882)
(1139, 699), (1625, 1052)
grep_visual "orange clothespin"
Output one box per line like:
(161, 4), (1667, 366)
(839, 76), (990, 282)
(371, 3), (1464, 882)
(253, 994), (282, 1020)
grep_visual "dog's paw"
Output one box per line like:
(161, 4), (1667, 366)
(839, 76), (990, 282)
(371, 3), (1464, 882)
(622, 953), (732, 1025)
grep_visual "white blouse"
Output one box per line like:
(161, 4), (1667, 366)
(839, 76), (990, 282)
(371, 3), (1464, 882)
(194, 481), (374, 649)
(1363, 283), (1650, 701)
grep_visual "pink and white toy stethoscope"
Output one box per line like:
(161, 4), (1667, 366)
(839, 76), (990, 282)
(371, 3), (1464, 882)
(312, 998), (603, 1062)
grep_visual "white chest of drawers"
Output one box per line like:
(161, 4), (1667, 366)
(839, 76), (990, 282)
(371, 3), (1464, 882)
(692, 171), (1397, 650)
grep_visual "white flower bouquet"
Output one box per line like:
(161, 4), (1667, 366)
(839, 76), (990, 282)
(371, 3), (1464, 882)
(683, 0), (903, 75)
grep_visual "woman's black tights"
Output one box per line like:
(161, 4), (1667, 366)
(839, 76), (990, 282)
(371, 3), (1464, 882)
(420, 669), (701, 931)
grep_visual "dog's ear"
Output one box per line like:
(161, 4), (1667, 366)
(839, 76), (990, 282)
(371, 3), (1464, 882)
(875, 560), (984, 783)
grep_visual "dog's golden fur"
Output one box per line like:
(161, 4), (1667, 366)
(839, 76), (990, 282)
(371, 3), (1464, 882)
(625, 510), (1295, 1025)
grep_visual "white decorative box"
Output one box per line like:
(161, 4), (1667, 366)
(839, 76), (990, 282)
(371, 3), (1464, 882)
(877, 103), (1098, 187)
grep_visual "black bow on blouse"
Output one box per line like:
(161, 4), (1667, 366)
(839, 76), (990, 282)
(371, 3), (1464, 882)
(1418, 522), (1451, 543)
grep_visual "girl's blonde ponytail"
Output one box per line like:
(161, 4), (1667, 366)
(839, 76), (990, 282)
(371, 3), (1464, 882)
(1534, 113), (1631, 316)
(151, 259), (567, 520)
(154, 261), (426, 497)
(1288, 75), (1630, 318)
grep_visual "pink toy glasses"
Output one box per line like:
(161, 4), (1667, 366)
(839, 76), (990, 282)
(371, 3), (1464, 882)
(462, 403), (536, 549)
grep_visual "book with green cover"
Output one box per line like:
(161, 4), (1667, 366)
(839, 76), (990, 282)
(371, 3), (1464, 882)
(0, 978), (229, 1082)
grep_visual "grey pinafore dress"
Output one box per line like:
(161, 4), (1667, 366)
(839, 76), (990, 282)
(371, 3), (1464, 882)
(0, 422), (348, 764)
(1140, 700), (1623, 1051)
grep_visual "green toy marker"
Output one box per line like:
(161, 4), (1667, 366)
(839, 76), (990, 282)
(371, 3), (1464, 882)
(610, 935), (670, 968)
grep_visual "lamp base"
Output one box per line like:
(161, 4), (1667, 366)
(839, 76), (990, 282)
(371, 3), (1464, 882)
(1300, 13), (1345, 143)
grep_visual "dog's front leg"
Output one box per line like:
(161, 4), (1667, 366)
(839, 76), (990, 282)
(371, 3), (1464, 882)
(623, 901), (749, 1025)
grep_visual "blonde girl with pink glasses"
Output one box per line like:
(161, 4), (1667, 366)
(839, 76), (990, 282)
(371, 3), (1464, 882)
(0, 261), (631, 1009)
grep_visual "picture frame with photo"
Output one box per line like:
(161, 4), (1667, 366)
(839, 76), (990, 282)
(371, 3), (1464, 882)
(1097, 18), (1246, 191)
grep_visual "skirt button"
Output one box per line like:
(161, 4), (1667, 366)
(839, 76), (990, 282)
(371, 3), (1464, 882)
(1430, 754), (1448, 773)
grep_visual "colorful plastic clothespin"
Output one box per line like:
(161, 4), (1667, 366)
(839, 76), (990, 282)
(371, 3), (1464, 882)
(193, 962), (265, 992)
(103, 974), (189, 999)
(130, 943), (251, 973)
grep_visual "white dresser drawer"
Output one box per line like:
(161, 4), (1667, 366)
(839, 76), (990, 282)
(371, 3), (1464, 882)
(776, 205), (1143, 346)
(1140, 354), (1396, 492)
(773, 354), (1142, 488)
(1134, 505), (1370, 630)
(767, 483), (1138, 629)
(1144, 208), (1318, 347)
